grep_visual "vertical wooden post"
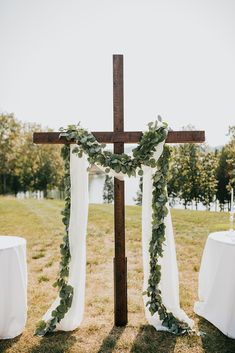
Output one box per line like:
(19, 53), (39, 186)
(113, 54), (128, 326)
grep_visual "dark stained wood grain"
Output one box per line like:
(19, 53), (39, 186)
(33, 130), (205, 144)
(113, 55), (128, 326)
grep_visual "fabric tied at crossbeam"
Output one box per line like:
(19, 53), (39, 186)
(42, 141), (193, 332)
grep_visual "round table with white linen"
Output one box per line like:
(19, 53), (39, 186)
(0, 236), (27, 339)
(194, 231), (235, 338)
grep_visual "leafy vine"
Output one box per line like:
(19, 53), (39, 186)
(59, 121), (168, 176)
(35, 145), (74, 336)
(35, 120), (192, 336)
(144, 147), (191, 334)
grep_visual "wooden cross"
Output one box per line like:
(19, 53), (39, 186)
(33, 54), (205, 327)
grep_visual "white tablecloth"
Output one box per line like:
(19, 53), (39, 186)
(194, 231), (235, 338)
(0, 236), (27, 339)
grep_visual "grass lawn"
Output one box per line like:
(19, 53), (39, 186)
(0, 196), (235, 353)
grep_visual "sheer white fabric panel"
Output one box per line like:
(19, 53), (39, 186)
(141, 145), (193, 331)
(43, 146), (89, 331)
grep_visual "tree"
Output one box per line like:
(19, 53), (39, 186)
(221, 126), (235, 210)
(15, 122), (64, 196)
(226, 126), (235, 189)
(199, 150), (218, 210)
(216, 147), (231, 209)
(103, 175), (114, 204)
(15, 123), (40, 192)
(169, 144), (201, 208)
(0, 115), (65, 196)
(0, 113), (21, 194)
(134, 176), (143, 205)
(33, 145), (64, 197)
(167, 146), (181, 202)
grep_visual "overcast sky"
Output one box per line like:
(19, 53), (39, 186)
(1, 0), (235, 146)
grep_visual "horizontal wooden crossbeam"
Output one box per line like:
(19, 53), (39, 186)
(33, 130), (205, 144)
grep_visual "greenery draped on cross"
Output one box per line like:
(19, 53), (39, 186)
(36, 120), (192, 336)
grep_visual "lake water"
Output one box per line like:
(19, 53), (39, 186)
(89, 175), (226, 212)
(89, 174), (140, 205)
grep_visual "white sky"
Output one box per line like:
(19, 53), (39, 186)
(1, 0), (235, 146)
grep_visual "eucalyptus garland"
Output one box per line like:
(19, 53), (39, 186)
(144, 147), (191, 334)
(58, 121), (168, 176)
(35, 145), (74, 336)
(35, 120), (192, 336)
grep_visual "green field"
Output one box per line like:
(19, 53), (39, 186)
(0, 197), (234, 353)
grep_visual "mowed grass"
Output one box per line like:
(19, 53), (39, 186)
(0, 197), (235, 353)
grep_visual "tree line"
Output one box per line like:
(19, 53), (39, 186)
(0, 113), (64, 197)
(169, 129), (234, 210)
(1, 113), (234, 210)
(135, 127), (235, 210)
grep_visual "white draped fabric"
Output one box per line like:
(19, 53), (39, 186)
(43, 146), (89, 330)
(42, 142), (193, 332)
(141, 143), (193, 330)
(0, 236), (27, 339)
(194, 231), (235, 338)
